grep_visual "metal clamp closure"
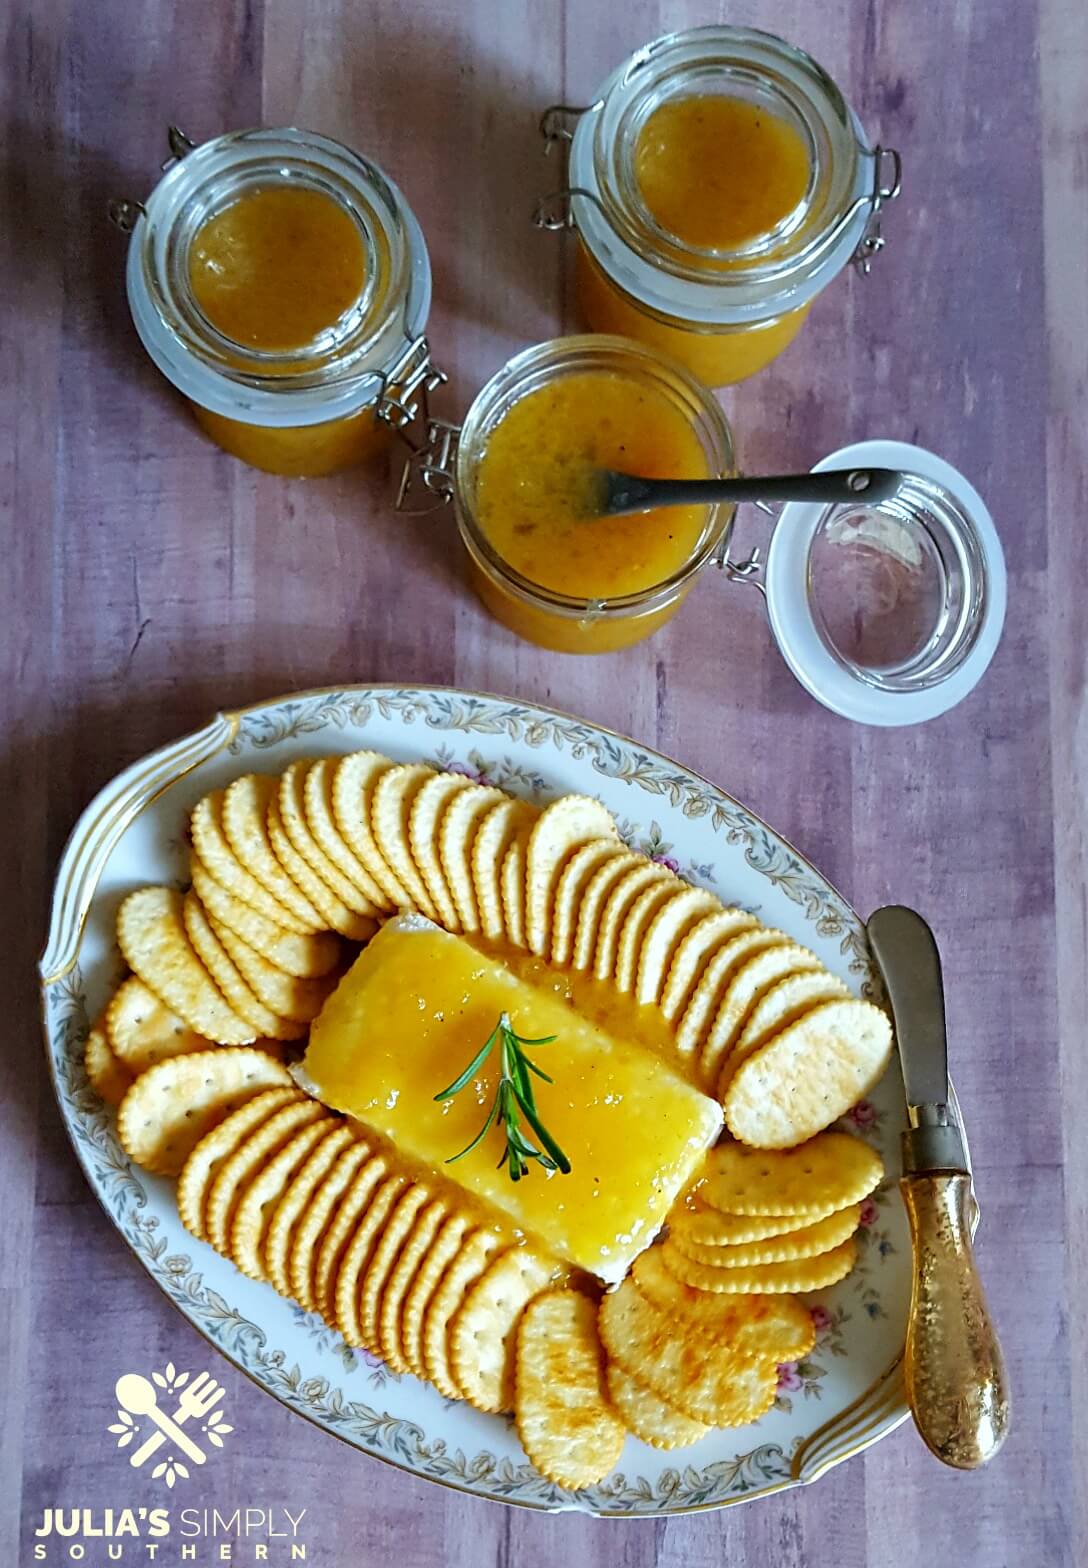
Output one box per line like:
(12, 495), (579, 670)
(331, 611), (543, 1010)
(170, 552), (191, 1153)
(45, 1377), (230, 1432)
(109, 125), (196, 232)
(532, 185), (605, 232)
(538, 104), (591, 149)
(713, 498), (776, 596)
(395, 418), (461, 516)
(852, 145), (902, 274)
(375, 334), (448, 447)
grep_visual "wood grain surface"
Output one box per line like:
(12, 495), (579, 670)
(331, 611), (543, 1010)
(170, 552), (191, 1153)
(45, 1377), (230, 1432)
(2, 0), (1084, 1563)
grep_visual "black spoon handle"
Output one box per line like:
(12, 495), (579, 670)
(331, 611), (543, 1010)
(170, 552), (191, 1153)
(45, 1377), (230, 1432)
(605, 466), (903, 515)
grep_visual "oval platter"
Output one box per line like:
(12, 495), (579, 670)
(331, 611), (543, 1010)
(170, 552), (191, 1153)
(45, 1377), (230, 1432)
(39, 683), (938, 1516)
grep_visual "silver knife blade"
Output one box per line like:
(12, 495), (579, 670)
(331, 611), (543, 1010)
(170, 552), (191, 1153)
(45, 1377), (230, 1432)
(866, 905), (949, 1109)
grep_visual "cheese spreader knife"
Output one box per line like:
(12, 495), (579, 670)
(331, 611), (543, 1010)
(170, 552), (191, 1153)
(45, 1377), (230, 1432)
(866, 905), (1011, 1469)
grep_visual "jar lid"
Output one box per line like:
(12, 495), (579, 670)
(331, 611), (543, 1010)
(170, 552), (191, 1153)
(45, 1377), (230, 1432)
(763, 441), (1006, 725)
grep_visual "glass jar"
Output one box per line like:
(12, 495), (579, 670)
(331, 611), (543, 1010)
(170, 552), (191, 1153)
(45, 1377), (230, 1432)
(535, 26), (901, 386)
(112, 127), (439, 476)
(405, 335), (736, 654)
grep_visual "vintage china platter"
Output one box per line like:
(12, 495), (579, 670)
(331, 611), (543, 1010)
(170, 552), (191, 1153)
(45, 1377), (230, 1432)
(39, 684), (945, 1516)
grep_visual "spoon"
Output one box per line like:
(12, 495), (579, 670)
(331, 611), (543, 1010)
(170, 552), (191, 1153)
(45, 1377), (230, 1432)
(590, 465), (904, 518)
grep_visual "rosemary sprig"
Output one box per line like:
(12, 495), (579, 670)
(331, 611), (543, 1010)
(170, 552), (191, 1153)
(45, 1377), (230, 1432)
(434, 1012), (572, 1183)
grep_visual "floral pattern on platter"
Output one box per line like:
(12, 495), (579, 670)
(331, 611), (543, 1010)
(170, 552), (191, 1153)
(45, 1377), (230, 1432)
(42, 684), (930, 1515)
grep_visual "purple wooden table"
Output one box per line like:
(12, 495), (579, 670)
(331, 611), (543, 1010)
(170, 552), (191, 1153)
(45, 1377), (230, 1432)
(3, 0), (1083, 1563)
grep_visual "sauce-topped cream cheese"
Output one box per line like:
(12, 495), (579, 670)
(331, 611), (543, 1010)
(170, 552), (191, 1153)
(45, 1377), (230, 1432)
(298, 916), (722, 1282)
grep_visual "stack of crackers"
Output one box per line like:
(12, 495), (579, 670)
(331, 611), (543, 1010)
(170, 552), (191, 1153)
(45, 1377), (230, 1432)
(82, 750), (894, 1492)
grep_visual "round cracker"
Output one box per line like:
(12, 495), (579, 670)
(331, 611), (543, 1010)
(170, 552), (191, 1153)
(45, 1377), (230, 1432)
(675, 926), (791, 1064)
(280, 760), (381, 918)
(515, 1289), (625, 1489)
(661, 1236), (858, 1295)
(400, 1212), (473, 1378)
(724, 1000), (893, 1149)
(499, 829), (530, 949)
(438, 784), (506, 933)
(264, 1123), (360, 1299)
(267, 796), (376, 942)
(355, 1182), (433, 1352)
(408, 772), (473, 930)
(189, 853), (339, 978)
(191, 790), (310, 933)
(550, 840), (629, 968)
(669, 1203), (861, 1269)
(720, 969), (851, 1093)
(332, 752), (412, 907)
(106, 975), (207, 1070)
(230, 1116), (337, 1280)
(209, 916), (335, 1022)
(698, 942), (824, 1090)
(669, 1205), (815, 1247)
(599, 1278), (778, 1426)
(524, 795), (617, 957)
(590, 860), (677, 983)
(84, 1024), (135, 1107)
(303, 757), (391, 910)
(204, 1099), (326, 1257)
(660, 907), (760, 1023)
(369, 763), (440, 919)
(613, 880), (680, 995)
(117, 887), (255, 1046)
(701, 1131), (884, 1218)
(182, 893), (300, 1041)
(634, 884), (720, 1007)
(448, 1245), (555, 1413)
(313, 1154), (390, 1324)
(422, 1229), (500, 1399)
(571, 850), (641, 972)
(605, 1362), (708, 1450)
(222, 774), (325, 931)
(177, 1086), (304, 1239)
(630, 1247), (816, 1360)
(378, 1197), (451, 1373)
(288, 1140), (374, 1311)
(331, 1173), (408, 1346)
(471, 799), (537, 945)
(116, 1046), (293, 1176)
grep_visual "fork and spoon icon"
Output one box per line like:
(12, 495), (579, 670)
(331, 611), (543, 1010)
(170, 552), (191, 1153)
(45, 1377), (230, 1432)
(115, 1371), (225, 1468)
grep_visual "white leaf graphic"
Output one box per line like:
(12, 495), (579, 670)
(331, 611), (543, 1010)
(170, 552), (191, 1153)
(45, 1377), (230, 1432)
(152, 1372), (167, 1389)
(117, 1431), (134, 1449)
(108, 1424), (129, 1435)
(165, 1469), (176, 1490)
(174, 1371), (189, 1389)
(174, 1462), (190, 1480)
(152, 1462), (167, 1480)
(207, 1433), (223, 1448)
(212, 1422), (234, 1435)
(165, 1362), (176, 1382)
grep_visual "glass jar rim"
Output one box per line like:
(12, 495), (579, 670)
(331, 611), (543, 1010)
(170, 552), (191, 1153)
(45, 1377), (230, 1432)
(125, 127), (432, 427)
(570, 25), (877, 325)
(453, 334), (736, 621)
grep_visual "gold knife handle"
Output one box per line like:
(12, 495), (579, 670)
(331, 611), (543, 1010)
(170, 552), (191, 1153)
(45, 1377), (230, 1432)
(900, 1169), (1011, 1468)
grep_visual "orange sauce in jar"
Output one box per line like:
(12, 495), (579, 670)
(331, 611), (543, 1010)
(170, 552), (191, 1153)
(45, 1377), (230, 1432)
(186, 186), (385, 476)
(634, 95), (810, 250)
(189, 186), (367, 352)
(469, 369), (714, 651)
(576, 95), (814, 385)
(576, 245), (810, 388)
